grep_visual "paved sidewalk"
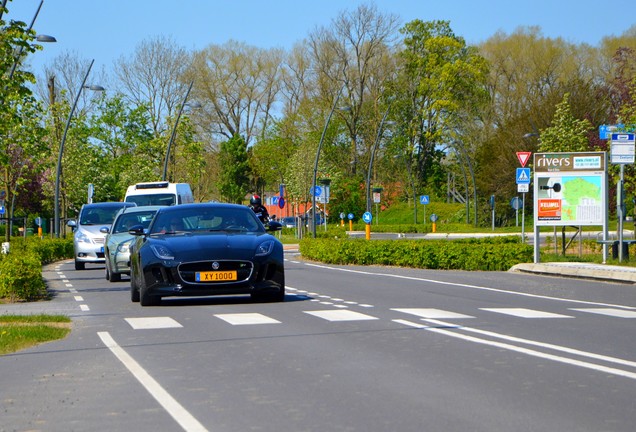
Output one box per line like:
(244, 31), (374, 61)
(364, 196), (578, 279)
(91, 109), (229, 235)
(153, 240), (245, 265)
(510, 262), (636, 284)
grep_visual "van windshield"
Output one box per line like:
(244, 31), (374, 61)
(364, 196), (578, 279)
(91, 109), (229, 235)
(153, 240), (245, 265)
(125, 194), (175, 206)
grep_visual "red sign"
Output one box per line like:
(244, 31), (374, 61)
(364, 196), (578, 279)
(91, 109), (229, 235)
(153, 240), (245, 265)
(517, 152), (532, 167)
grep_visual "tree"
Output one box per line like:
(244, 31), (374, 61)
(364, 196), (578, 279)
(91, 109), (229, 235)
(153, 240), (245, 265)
(115, 35), (191, 138)
(190, 40), (284, 148)
(538, 93), (592, 152)
(218, 135), (251, 203)
(392, 19), (489, 200)
(1, 5), (49, 239)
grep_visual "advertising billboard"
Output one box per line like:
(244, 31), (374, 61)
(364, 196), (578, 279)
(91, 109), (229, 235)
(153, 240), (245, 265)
(533, 152), (606, 227)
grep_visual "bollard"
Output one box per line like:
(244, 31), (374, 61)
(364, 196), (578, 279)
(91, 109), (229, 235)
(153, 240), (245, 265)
(365, 223), (371, 240)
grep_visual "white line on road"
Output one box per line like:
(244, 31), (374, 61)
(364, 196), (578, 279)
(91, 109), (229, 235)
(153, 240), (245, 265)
(79, 305), (90, 311)
(392, 319), (636, 380)
(98, 332), (209, 432)
(305, 263), (636, 310)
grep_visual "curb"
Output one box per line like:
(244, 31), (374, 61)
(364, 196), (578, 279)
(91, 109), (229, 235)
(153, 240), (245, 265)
(510, 262), (636, 284)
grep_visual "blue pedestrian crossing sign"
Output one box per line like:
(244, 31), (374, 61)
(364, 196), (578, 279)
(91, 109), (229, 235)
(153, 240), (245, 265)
(516, 168), (531, 185)
(420, 195), (430, 205)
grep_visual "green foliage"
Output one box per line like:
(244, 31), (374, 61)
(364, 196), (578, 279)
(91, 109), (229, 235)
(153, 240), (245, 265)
(299, 236), (533, 270)
(218, 135), (251, 203)
(0, 238), (73, 302)
(538, 93), (593, 152)
(0, 252), (46, 301)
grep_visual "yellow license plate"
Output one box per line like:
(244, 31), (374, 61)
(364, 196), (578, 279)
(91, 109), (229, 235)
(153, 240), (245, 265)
(195, 270), (237, 282)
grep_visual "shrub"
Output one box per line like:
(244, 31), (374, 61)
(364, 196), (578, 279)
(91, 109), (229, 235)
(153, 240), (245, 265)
(299, 236), (533, 271)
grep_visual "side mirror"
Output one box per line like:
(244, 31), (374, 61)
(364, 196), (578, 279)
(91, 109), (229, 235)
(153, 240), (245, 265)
(266, 221), (282, 232)
(100, 227), (110, 234)
(67, 220), (77, 228)
(128, 224), (146, 236)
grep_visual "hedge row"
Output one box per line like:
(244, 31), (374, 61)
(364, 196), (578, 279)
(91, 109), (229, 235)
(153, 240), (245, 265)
(298, 236), (533, 271)
(0, 238), (74, 302)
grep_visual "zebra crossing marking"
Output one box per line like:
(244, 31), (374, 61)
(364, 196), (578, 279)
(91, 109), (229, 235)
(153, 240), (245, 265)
(570, 308), (636, 318)
(392, 308), (474, 319)
(125, 317), (183, 329)
(214, 313), (281, 325)
(481, 308), (573, 318)
(304, 310), (378, 322)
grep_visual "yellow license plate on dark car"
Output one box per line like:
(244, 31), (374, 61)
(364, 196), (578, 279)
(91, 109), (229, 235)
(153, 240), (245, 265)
(195, 270), (237, 282)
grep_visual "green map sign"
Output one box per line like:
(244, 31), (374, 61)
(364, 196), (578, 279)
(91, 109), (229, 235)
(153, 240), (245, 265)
(533, 152), (607, 226)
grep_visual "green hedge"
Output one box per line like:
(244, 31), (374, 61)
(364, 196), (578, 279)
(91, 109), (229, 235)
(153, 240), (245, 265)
(299, 236), (533, 271)
(0, 238), (74, 302)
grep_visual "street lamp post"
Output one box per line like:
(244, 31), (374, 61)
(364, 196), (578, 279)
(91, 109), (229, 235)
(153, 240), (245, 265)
(53, 59), (104, 237)
(312, 84), (346, 238)
(365, 108), (392, 214)
(162, 80), (194, 182)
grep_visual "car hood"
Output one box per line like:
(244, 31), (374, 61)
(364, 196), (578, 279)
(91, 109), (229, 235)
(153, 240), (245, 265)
(151, 232), (280, 260)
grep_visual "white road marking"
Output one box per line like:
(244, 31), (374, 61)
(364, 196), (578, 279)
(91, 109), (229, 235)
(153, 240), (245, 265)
(98, 332), (208, 432)
(214, 313), (281, 325)
(392, 319), (636, 380)
(393, 308), (474, 319)
(69, 288), (78, 294)
(570, 308), (636, 318)
(125, 317), (183, 329)
(65, 284), (73, 288)
(304, 263), (636, 310)
(73, 296), (84, 302)
(481, 308), (573, 318)
(79, 305), (90, 311)
(304, 310), (378, 322)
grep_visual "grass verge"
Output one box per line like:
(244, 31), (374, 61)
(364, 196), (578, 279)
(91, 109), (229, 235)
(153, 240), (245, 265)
(0, 315), (72, 355)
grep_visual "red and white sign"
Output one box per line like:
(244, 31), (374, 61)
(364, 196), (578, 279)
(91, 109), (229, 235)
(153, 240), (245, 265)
(517, 152), (532, 167)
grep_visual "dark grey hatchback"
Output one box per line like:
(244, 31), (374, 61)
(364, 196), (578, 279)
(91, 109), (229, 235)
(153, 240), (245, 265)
(129, 203), (285, 306)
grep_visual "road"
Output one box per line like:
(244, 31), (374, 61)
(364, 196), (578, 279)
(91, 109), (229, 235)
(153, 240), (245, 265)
(1, 253), (636, 431)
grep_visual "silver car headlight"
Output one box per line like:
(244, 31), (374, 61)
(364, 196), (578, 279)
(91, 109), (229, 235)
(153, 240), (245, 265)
(150, 244), (175, 260)
(76, 231), (91, 244)
(256, 240), (274, 256)
(117, 240), (132, 254)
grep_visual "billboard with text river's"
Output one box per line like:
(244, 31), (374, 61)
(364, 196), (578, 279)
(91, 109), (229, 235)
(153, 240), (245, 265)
(533, 152), (607, 227)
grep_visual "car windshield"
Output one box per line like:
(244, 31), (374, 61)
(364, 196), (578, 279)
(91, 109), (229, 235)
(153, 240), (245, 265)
(112, 210), (158, 233)
(80, 205), (128, 225)
(125, 194), (175, 206)
(150, 207), (263, 235)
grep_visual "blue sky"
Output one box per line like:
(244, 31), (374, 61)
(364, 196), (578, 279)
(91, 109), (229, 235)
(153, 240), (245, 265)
(5, 0), (636, 76)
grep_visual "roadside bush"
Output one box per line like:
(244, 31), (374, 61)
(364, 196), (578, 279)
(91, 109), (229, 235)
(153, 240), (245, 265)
(299, 236), (533, 271)
(0, 238), (74, 302)
(0, 252), (47, 302)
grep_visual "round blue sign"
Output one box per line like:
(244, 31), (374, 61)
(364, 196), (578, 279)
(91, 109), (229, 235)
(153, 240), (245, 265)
(278, 197), (285, 209)
(347, 213), (354, 220)
(430, 213), (438, 222)
(363, 212), (372, 223)
(340, 212), (345, 219)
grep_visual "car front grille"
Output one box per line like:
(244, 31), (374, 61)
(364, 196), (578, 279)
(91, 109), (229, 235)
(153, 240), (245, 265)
(178, 260), (253, 283)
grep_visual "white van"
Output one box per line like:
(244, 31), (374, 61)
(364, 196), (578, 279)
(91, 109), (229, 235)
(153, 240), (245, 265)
(124, 181), (194, 206)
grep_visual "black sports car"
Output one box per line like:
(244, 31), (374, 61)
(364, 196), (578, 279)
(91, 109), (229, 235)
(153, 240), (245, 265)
(129, 203), (285, 306)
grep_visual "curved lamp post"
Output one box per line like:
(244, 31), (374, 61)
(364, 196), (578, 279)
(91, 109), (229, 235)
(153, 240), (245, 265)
(162, 80), (194, 181)
(312, 84), (347, 238)
(53, 59), (104, 237)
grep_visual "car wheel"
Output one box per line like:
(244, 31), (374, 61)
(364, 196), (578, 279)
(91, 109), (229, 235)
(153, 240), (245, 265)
(105, 263), (111, 281)
(110, 271), (121, 282)
(75, 260), (85, 271)
(251, 286), (285, 303)
(139, 282), (160, 306)
(130, 276), (140, 302)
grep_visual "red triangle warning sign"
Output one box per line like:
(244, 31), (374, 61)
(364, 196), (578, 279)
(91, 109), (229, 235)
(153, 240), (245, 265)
(516, 152), (531, 167)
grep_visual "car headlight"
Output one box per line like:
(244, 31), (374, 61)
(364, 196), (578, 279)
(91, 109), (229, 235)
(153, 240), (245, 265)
(256, 240), (274, 256)
(117, 240), (132, 253)
(76, 231), (91, 243)
(150, 244), (175, 260)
